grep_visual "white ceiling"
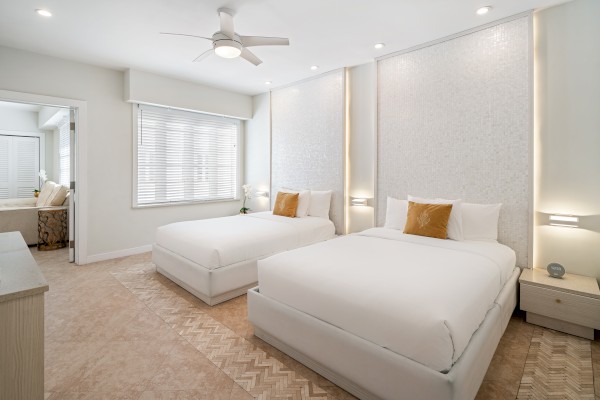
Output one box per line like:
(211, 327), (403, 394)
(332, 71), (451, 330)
(0, 0), (569, 96)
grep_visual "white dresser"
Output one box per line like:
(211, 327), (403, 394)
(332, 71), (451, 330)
(0, 231), (49, 400)
(519, 267), (600, 340)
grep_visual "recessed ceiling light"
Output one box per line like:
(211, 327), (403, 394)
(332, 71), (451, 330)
(265, 81), (272, 85)
(310, 65), (319, 71)
(35, 9), (52, 17)
(476, 6), (492, 15)
(374, 43), (385, 49)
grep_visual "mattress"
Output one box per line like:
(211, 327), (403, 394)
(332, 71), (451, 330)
(155, 211), (335, 270)
(258, 227), (516, 372)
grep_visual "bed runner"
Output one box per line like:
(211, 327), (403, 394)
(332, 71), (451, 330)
(517, 327), (594, 399)
(111, 267), (335, 400)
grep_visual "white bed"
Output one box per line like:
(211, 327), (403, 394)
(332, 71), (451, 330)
(153, 211), (335, 305)
(248, 228), (519, 399)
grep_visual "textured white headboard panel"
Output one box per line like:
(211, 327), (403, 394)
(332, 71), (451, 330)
(271, 70), (345, 233)
(377, 16), (532, 267)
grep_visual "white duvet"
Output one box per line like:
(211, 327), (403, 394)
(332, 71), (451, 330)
(258, 228), (516, 372)
(155, 211), (335, 270)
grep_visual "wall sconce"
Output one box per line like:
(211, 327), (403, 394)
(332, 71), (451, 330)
(255, 191), (269, 198)
(549, 214), (579, 228)
(351, 198), (369, 207)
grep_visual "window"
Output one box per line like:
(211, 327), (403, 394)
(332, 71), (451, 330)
(134, 104), (239, 207)
(57, 116), (70, 187)
(0, 135), (40, 199)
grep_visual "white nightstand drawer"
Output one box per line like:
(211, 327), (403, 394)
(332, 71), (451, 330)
(520, 284), (600, 329)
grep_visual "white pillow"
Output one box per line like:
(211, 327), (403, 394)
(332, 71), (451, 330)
(462, 203), (502, 241)
(36, 181), (57, 206)
(280, 188), (311, 217)
(407, 195), (463, 241)
(308, 190), (332, 219)
(48, 185), (69, 206)
(384, 197), (408, 230)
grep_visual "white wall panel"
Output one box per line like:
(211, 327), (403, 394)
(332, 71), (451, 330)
(271, 70), (345, 233)
(377, 16), (532, 267)
(244, 93), (271, 213)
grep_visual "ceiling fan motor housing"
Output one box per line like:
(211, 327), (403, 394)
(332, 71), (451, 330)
(212, 32), (242, 58)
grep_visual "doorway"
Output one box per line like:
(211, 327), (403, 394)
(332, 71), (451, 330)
(0, 90), (87, 264)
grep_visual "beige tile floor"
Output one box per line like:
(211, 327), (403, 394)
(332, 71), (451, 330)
(35, 248), (599, 400)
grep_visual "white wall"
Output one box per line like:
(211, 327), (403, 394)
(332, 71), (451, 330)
(534, 0), (600, 279)
(0, 45), (251, 260)
(348, 63), (376, 233)
(0, 108), (39, 132)
(244, 93), (271, 212)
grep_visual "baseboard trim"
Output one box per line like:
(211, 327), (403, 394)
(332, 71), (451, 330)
(85, 244), (152, 264)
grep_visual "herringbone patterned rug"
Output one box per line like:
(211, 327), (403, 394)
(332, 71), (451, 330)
(111, 266), (333, 400)
(111, 264), (598, 400)
(517, 328), (594, 399)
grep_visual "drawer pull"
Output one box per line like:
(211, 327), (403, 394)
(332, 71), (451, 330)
(555, 299), (561, 304)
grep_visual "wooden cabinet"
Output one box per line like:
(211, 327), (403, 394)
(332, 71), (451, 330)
(519, 268), (600, 339)
(0, 231), (49, 400)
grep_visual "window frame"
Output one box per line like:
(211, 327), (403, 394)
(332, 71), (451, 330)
(132, 104), (242, 208)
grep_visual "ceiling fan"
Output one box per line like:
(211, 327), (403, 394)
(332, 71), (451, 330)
(160, 8), (289, 66)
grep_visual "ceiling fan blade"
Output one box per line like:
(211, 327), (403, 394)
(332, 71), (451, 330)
(160, 32), (211, 41)
(218, 8), (235, 38)
(240, 48), (262, 66)
(241, 36), (289, 47)
(192, 49), (213, 62)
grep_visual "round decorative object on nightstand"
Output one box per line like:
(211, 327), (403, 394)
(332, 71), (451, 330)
(547, 262), (565, 278)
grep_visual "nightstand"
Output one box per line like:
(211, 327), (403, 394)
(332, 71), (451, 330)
(519, 268), (600, 339)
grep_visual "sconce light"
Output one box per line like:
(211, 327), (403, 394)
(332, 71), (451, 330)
(549, 214), (579, 228)
(351, 198), (369, 207)
(255, 191), (269, 198)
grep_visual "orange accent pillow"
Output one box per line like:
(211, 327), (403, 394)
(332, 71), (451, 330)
(403, 201), (453, 239)
(273, 192), (299, 218)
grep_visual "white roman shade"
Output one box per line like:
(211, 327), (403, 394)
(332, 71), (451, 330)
(135, 104), (239, 206)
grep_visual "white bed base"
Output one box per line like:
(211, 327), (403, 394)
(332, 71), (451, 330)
(153, 244), (258, 306)
(248, 267), (520, 400)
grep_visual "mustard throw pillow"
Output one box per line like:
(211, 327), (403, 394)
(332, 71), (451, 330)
(273, 192), (299, 218)
(403, 202), (453, 239)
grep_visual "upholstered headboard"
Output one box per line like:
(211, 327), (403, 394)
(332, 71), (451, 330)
(376, 15), (532, 267)
(270, 70), (346, 234)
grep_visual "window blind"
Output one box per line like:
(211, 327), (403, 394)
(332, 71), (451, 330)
(16, 137), (39, 197)
(57, 117), (70, 187)
(0, 135), (40, 199)
(135, 104), (239, 206)
(0, 136), (9, 199)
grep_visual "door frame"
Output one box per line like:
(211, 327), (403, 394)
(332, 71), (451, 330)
(0, 90), (88, 265)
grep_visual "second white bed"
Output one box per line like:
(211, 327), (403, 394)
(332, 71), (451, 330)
(257, 227), (516, 372)
(153, 211), (335, 305)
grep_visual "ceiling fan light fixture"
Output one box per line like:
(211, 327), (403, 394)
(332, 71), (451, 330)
(214, 39), (242, 58)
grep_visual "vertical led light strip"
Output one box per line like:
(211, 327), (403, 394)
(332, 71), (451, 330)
(344, 68), (351, 234)
(532, 12), (541, 267)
